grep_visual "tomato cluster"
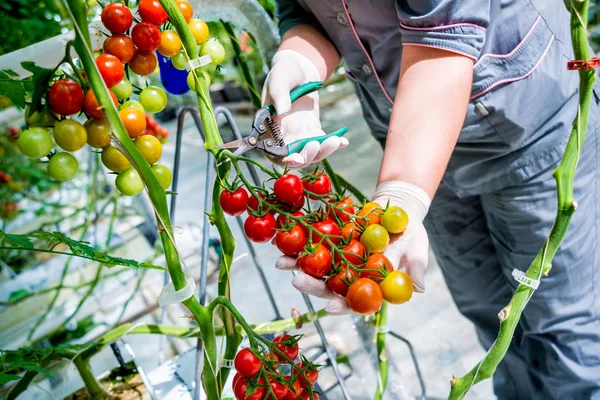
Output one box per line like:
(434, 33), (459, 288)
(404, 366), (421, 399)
(220, 171), (415, 314)
(232, 335), (319, 400)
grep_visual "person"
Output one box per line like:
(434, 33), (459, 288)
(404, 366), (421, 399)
(262, 1), (600, 399)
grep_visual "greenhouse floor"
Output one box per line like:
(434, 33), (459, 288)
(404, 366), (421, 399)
(152, 91), (496, 399)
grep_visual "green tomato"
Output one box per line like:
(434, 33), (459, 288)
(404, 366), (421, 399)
(115, 167), (144, 196)
(381, 205), (409, 234)
(360, 224), (390, 254)
(17, 127), (53, 158)
(171, 50), (187, 70)
(47, 152), (79, 182)
(152, 164), (172, 189)
(187, 70), (211, 91)
(53, 119), (87, 152)
(111, 78), (133, 100)
(200, 40), (226, 65)
(120, 100), (145, 113)
(139, 86), (167, 113)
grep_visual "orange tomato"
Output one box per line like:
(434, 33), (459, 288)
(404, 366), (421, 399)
(360, 254), (393, 281)
(328, 197), (355, 223)
(341, 222), (361, 241)
(346, 278), (383, 315)
(175, 0), (193, 21)
(356, 201), (383, 228)
(118, 108), (147, 138)
(83, 89), (118, 120)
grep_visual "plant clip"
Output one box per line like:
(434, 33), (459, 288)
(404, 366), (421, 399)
(219, 358), (234, 368)
(185, 54), (213, 72)
(567, 57), (600, 70)
(158, 274), (196, 306)
(511, 269), (540, 290)
(375, 325), (390, 334)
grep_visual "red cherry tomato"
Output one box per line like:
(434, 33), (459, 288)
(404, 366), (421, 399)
(274, 174), (304, 204)
(297, 244), (332, 279)
(233, 376), (265, 400)
(138, 0), (168, 25)
(328, 197), (355, 223)
(296, 363), (318, 389)
(131, 22), (162, 52)
(309, 219), (341, 249)
(247, 193), (273, 214)
(326, 264), (358, 296)
(284, 376), (302, 400)
(101, 3), (133, 33)
(48, 78), (84, 116)
(346, 278), (383, 315)
(244, 214), (277, 243)
(299, 392), (319, 400)
(269, 379), (289, 400)
(276, 211), (304, 229)
(84, 89), (118, 120)
(103, 34), (135, 63)
(360, 254), (393, 281)
(275, 225), (307, 257)
(304, 172), (332, 199)
(273, 335), (299, 361)
(96, 54), (124, 88)
(234, 348), (261, 378)
(220, 188), (249, 216)
(129, 51), (157, 76)
(334, 239), (366, 266)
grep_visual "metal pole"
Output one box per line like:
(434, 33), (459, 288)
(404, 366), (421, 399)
(388, 330), (427, 399)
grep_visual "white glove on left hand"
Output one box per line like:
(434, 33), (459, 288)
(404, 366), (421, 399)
(277, 181), (431, 315)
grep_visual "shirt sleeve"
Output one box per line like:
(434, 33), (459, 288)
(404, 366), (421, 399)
(396, 0), (490, 60)
(275, 0), (319, 37)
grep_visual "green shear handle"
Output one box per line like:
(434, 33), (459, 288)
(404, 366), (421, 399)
(264, 81), (349, 156)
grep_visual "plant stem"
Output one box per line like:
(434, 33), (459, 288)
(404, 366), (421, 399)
(373, 302), (389, 400)
(449, 1), (594, 398)
(73, 357), (109, 399)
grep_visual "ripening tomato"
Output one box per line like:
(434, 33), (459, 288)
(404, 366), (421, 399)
(334, 239), (366, 266)
(356, 202), (383, 228)
(380, 270), (414, 304)
(101, 146), (131, 172)
(53, 119), (87, 152)
(328, 197), (355, 224)
(296, 363), (318, 389)
(96, 54), (124, 88)
(234, 376), (265, 400)
(275, 225), (307, 257)
(132, 22), (161, 52)
(48, 78), (84, 116)
(297, 244), (332, 279)
(274, 174), (304, 204)
(273, 335), (299, 361)
(85, 119), (111, 148)
(304, 172), (332, 199)
(326, 264), (358, 296)
(244, 214), (277, 243)
(158, 30), (182, 57)
(381, 205), (409, 234)
(234, 348), (261, 378)
(103, 34), (135, 63)
(101, 3), (133, 33)
(129, 51), (158, 76)
(284, 376), (302, 400)
(309, 219), (341, 249)
(138, 0), (168, 25)
(84, 89), (118, 120)
(134, 134), (162, 164)
(341, 222), (361, 241)
(361, 254), (393, 281)
(119, 107), (146, 138)
(269, 379), (289, 400)
(360, 224), (390, 254)
(175, 0), (193, 22)
(346, 278), (383, 315)
(188, 19), (209, 44)
(220, 188), (249, 216)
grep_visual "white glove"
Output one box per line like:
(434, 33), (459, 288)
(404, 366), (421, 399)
(277, 181), (431, 315)
(261, 50), (349, 168)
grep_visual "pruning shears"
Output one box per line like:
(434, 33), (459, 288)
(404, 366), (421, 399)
(211, 81), (348, 158)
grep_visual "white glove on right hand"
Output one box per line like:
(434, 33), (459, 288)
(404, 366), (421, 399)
(261, 50), (349, 168)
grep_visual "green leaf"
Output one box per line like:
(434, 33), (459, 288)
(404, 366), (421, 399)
(21, 61), (53, 114)
(0, 69), (19, 78)
(0, 80), (26, 108)
(0, 373), (22, 385)
(2, 233), (34, 249)
(8, 289), (31, 302)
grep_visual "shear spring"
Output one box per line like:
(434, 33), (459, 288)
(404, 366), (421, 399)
(266, 117), (285, 147)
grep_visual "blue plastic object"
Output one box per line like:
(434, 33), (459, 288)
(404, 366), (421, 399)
(158, 54), (190, 95)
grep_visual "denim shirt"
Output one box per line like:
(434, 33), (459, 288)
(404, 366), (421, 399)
(275, 0), (579, 197)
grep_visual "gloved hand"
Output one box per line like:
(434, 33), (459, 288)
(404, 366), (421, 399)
(276, 181), (431, 315)
(261, 50), (349, 168)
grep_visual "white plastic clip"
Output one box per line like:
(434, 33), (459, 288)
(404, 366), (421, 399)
(158, 274), (196, 306)
(511, 269), (540, 290)
(220, 358), (234, 368)
(185, 55), (212, 72)
(375, 326), (390, 334)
